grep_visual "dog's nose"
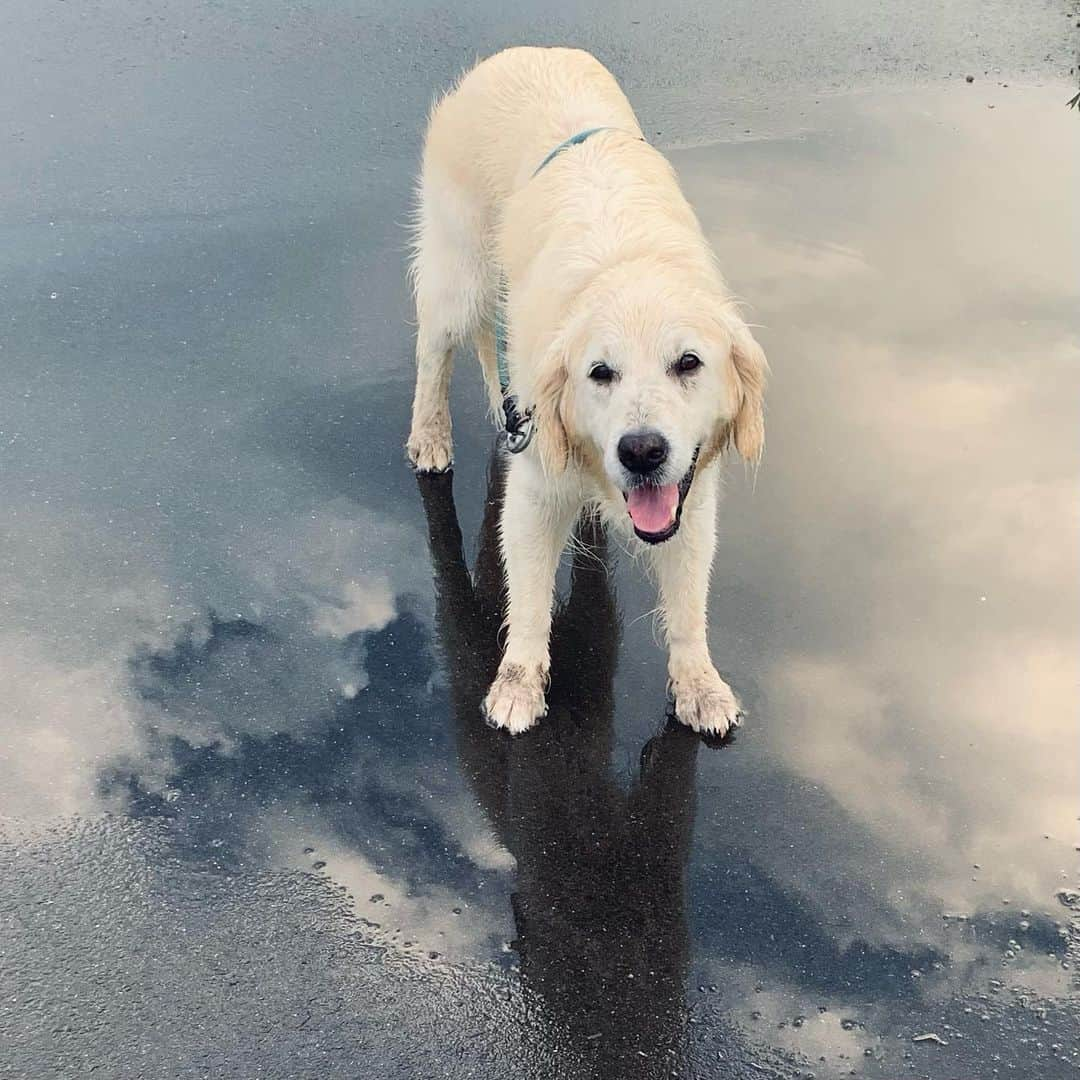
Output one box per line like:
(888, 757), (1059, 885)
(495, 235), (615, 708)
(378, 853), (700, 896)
(617, 429), (669, 475)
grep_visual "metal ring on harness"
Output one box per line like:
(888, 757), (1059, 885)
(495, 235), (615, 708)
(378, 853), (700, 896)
(501, 394), (535, 454)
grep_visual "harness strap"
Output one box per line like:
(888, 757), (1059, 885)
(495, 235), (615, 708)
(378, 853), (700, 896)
(531, 126), (614, 178)
(497, 126), (621, 452)
(495, 300), (510, 396)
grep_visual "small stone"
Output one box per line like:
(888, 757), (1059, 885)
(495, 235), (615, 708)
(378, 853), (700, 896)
(965, 75), (975, 83)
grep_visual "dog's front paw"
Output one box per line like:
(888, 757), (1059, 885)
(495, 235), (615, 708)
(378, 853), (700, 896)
(483, 662), (547, 735)
(406, 425), (453, 473)
(669, 665), (743, 738)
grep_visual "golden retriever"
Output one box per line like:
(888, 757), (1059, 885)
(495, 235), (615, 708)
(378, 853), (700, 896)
(406, 46), (767, 736)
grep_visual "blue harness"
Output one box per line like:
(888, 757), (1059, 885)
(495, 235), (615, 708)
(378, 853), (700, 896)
(498, 126), (614, 453)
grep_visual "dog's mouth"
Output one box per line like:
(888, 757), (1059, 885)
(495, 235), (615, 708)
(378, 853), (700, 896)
(622, 450), (699, 544)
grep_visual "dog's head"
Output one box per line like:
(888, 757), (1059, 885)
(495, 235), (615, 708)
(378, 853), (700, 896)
(529, 265), (767, 543)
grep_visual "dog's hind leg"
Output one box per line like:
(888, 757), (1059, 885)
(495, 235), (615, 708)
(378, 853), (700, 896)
(407, 327), (455, 473)
(406, 164), (490, 473)
(407, 325), (455, 472)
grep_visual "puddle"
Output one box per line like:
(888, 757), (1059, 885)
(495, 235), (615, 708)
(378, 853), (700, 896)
(2, 79), (1078, 1079)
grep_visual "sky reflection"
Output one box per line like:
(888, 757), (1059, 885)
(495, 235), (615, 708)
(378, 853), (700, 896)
(1, 84), (1077, 1078)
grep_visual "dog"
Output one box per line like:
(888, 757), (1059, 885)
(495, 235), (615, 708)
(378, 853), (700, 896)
(406, 47), (767, 736)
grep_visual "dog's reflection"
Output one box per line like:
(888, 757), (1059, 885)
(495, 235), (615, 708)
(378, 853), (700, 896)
(418, 458), (708, 1079)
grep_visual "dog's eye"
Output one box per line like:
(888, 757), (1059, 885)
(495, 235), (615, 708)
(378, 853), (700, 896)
(588, 362), (616, 383)
(673, 352), (702, 376)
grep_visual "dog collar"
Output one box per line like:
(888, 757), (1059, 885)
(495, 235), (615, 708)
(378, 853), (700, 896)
(531, 126), (616, 176)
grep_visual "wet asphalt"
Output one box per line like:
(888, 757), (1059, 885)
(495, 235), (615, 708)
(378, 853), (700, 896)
(2, 2), (1080, 1078)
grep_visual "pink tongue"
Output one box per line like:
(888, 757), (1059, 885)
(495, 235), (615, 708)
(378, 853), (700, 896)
(626, 484), (679, 534)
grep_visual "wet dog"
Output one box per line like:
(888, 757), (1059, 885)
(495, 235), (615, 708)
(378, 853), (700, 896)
(407, 47), (767, 735)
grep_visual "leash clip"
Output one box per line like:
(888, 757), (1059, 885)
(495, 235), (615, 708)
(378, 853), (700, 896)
(501, 394), (535, 454)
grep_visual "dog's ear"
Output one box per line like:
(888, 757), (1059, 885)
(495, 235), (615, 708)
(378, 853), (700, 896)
(728, 325), (768, 465)
(532, 343), (571, 475)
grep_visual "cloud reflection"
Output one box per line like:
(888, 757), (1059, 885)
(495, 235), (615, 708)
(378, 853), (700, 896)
(1, 83), (1076, 1077)
(681, 88), (1080, 918)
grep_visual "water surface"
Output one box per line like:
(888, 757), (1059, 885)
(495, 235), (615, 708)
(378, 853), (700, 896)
(1, 30), (1078, 1079)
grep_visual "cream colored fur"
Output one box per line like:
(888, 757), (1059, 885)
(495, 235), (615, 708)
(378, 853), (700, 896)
(407, 47), (767, 736)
